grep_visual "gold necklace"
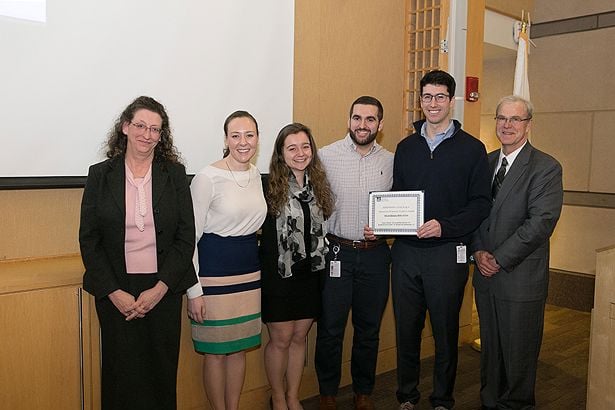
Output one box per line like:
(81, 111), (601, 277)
(225, 160), (251, 188)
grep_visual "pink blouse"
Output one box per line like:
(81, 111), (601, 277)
(124, 164), (158, 274)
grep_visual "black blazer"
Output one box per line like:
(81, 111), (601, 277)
(79, 156), (197, 299)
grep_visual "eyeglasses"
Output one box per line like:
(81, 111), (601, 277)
(494, 116), (532, 125)
(130, 122), (162, 136)
(421, 93), (450, 104)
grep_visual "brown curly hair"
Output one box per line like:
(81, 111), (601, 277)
(267, 123), (334, 218)
(105, 96), (182, 163)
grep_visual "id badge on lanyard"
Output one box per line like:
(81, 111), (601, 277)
(329, 244), (341, 277)
(456, 243), (467, 263)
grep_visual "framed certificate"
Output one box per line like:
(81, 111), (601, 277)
(368, 191), (424, 235)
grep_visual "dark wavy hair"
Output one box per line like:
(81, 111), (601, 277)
(350, 95), (384, 121)
(222, 110), (259, 158)
(420, 69), (456, 97)
(267, 123), (334, 219)
(105, 96), (181, 163)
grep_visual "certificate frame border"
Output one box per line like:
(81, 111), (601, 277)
(368, 190), (424, 235)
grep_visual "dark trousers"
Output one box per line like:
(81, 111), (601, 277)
(95, 274), (182, 410)
(315, 242), (391, 395)
(475, 288), (545, 410)
(391, 241), (469, 409)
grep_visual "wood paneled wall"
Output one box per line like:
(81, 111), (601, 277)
(293, 0), (406, 152)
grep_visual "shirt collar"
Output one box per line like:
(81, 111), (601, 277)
(420, 120), (455, 141)
(498, 140), (527, 169)
(343, 133), (380, 156)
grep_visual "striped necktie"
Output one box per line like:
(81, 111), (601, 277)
(491, 157), (508, 199)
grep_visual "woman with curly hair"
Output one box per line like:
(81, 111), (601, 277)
(79, 96), (196, 409)
(259, 123), (334, 410)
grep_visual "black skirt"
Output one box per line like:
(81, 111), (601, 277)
(261, 258), (322, 322)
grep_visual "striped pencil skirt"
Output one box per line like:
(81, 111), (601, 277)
(192, 232), (262, 354)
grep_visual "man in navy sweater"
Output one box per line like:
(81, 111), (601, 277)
(392, 70), (491, 410)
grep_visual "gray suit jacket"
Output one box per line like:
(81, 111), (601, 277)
(472, 142), (563, 302)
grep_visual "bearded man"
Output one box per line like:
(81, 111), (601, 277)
(315, 96), (394, 410)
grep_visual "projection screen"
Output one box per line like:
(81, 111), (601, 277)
(0, 1), (294, 186)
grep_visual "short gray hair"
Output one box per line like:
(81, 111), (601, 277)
(495, 95), (534, 119)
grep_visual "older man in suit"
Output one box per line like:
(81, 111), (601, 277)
(472, 95), (563, 410)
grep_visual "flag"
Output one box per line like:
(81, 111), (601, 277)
(513, 27), (530, 100)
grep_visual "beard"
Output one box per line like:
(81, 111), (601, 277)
(349, 128), (378, 146)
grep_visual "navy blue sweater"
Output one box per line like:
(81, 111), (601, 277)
(393, 119), (491, 246)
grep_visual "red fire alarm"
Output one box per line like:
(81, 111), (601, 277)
(466, 76), (479, 102)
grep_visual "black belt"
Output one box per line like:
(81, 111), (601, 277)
(326, 234), (386, 250)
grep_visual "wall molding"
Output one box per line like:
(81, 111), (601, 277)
(532, 11), (615, 38)
(564, 191), (615, 209)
